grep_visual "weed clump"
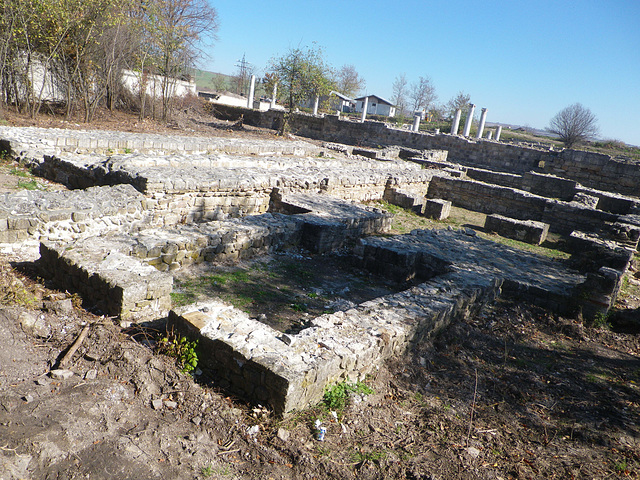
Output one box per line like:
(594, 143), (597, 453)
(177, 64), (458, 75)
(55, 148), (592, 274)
(157, 330), (199, 373)
(323, 380), (373, 410)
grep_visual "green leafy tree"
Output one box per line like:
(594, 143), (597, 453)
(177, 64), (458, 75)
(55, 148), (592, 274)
(268, 44), (334, 133)
(547, 103), (599, 148)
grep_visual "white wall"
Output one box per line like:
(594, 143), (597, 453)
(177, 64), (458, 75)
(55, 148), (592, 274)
(121, 70), (196, 98)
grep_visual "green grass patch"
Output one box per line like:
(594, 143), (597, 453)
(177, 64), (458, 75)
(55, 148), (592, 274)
(17, 179), (41, 190)
(170, 291), (197, 307)
(9, 167), (30, 177)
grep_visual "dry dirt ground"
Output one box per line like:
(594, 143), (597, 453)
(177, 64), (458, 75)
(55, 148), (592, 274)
(1, 106), (640, 480)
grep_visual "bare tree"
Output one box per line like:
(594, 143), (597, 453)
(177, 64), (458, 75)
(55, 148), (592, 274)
(151, 0), (219, 121)
(391, 73), (408, 116)
(444, 91), (471, 118)
(547, 103), (599, 148)
(335, 64), (365, 98)
(409, 76), (437, 114)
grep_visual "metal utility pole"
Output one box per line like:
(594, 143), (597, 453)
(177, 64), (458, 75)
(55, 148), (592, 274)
(235, 54), (250, 95)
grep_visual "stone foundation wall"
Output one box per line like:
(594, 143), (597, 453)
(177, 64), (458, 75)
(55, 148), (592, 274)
(39, 239), (173, 321)
(131, 214), (305, 269)
(426, 176), (621, 235)
(171, 269), (500, 415)
(0, 184), (147, 243)
(484, 214), (549, 245)
(210, 106), (640, 198)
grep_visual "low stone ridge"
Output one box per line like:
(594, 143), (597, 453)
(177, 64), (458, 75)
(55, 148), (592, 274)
(0, 184), (146, 243)
(38, 195), (392, 317)
(171, 268), (500, 415)
(426, 175), (633, 236)
(39, 237), (172, 321)
(484, 214), (550, 245)
(0, 126), (321, 157)
(27, 145), (434, 226)
(356, 228), (585, 313)
(132, 213), (304, 269)
(569, 231), (636, 273)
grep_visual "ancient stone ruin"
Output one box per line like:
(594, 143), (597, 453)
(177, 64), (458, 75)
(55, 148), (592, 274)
(1, 114), (638, 415)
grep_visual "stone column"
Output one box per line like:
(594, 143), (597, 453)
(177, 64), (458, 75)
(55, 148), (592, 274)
(486, 131), (493, 140)
(462, 104), (475, 137)
(270, 83), (277, 109)
(247, 75), (256, 109)
(412, 114), (421, 132)
(495, 125), (503, 141)
(360, 97), (369, 123)
(313, 95), (319, 115)
(451, 108), (462, 135)
(476, 108), (488, 139)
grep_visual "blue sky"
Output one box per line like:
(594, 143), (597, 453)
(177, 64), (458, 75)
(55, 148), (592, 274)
(200, 1), (640, 146)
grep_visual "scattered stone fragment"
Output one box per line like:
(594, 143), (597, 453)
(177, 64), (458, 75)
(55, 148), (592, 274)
(191, 416), (202, 426)
(467, 447), (481, 458)
(276, 428), (290, 442)
(84, 369), (98, 380)
(164, 400), (178, 409)
(43, 298), (74, 315)
(151, 399), (163, 410)
(19, 311), (50, 338)
(22, 394), (34, 403)
(50, 369), (74, 380)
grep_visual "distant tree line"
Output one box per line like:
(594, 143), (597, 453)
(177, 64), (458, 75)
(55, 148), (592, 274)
(0, 0), (218, 122)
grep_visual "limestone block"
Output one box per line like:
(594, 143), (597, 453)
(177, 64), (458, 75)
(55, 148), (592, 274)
(572, 192), (599, 209)
(423, 199), (451, 220)
(484, 214), (549, 245)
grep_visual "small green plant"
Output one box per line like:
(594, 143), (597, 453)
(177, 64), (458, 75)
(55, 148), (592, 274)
(614, 460), (628, 474)
(586, 373), (599, 383)
(592, 311), (612, 330)
(316, 445), (331, 457)
(124, 148), (133, 154)
(323, 380), (374, 410)
(291, 303), (307, 312)
(157, 330), (199, 373)
(200, 464), (213, 477)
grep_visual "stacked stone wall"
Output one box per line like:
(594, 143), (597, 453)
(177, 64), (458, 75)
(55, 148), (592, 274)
(171, 269), (500, 415)
(210, 107), (640, 198)
(39, 239), (173, 321)
(0, 184), (147, 243)
(426, 176), (621, 234)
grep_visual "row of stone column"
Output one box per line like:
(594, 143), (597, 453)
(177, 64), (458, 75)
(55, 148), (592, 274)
(450, 104), (501, 141)
(245, 77), (500, 142)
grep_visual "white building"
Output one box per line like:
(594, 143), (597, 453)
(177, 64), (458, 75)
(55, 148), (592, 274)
(354, 95), (396, 117)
